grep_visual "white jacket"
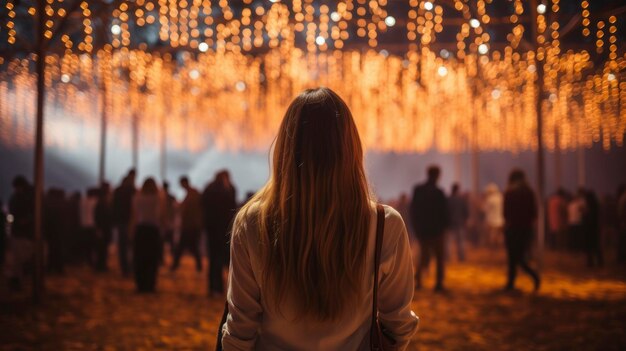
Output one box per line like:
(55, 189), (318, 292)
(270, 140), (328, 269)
(222, 203), (419, 350)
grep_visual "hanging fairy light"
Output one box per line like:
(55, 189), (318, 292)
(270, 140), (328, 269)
(608, 16), (617, 61)
(0, 0), (624, 154)
(5, 1), (17, 44)
(581, 0), (590, 37)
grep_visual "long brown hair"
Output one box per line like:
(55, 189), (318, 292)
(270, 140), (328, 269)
(238, 87), (372, 321)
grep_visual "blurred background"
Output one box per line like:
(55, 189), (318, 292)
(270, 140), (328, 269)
(1, 0), (625, 350)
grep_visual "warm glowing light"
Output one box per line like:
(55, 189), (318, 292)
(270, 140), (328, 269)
(385, 16), (396, 27)
(537, 4), (547, 15)
(549, 93), (557, 103)
(111, 24), (121, 35)
(491, 89), (501, 99)
(478, 44), (489, 54)
(1, 0), (624, 155)
(437, 66), (448, 77)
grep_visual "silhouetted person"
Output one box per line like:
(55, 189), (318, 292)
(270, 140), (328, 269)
(600, 194), (618, 254)
(567, 189), (586, 251)
(67, 192), (82, 264)
(8, 176), (35, 290)
(547, 188), (568, 250)
(503, 169), (540, 292)
(618, 184), (626, 263)
(81, 188), (99, 266)
(161, 181), (177, 260)
(132, 178), (162, 292)
(0, 200), (6, 265)
(95, 182), (114, 271)
(171, 176), (203, 272)
(582, 190), (603, 267)
(410, 165), (449, 291)
(44, 188), (67, 274)
(447, 183), (468, 262)
(202, 170), (237, 296)
(113, 171), (136, 276)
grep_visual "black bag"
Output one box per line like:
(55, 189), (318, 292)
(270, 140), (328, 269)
(215, 301), (229, 351)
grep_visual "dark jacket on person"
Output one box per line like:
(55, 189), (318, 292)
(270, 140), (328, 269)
(95, 195), (114, 233)
(9, 186), (35, 239)
(202, 181), (237, 243)
(410, 181), (449, 239)
(180, 187), (203, 233)
(504, 183), (537, 230)
(44, 189), (67, 240)
(113, 183), (135, 225)
(583, 191), (600, 239)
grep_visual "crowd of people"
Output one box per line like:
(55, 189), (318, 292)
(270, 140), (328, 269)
(0, 169), (239, 295)
(390, 166), (626, 292)
(1, 166), (625, 295)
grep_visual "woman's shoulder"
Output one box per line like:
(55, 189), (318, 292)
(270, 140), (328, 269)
(375, 203), (408, 242)
(232, 200), (262, 240)
(380, 203), (403, 222)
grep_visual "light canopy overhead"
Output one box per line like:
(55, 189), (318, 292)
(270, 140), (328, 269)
(0, 0), (624, 153)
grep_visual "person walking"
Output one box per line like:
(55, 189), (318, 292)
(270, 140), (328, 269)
(94, 182), (114, 272)
(447, 183), (468, 262)
(160, 181), (177, 261)
(222, 88), (418, 350)
(44, 188), (67, 274)
(502, 169), (541, 292)
(80, 188), (99, 267)
(67, 192), (82, 264)
(410, 165), (449, 291)
(171, 176), (203, 272)
(132, 178), (162, 292)
(7, 176), (35, 290)
(113, 170), (136, 276)
(582, 190), (603, 267)
(202, 170), (237, 297)
(567, 189), (587, 251)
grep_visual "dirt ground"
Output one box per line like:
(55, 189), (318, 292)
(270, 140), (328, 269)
(1, 248), (625, 351)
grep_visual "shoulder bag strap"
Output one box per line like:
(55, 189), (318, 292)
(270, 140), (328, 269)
(371, 204), (385, 346)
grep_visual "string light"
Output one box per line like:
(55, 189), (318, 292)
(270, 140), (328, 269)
(0, 0), (624, 154)
(581, 0), (590, 37)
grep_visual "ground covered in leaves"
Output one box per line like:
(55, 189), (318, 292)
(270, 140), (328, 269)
(1, 249), (625, 350)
